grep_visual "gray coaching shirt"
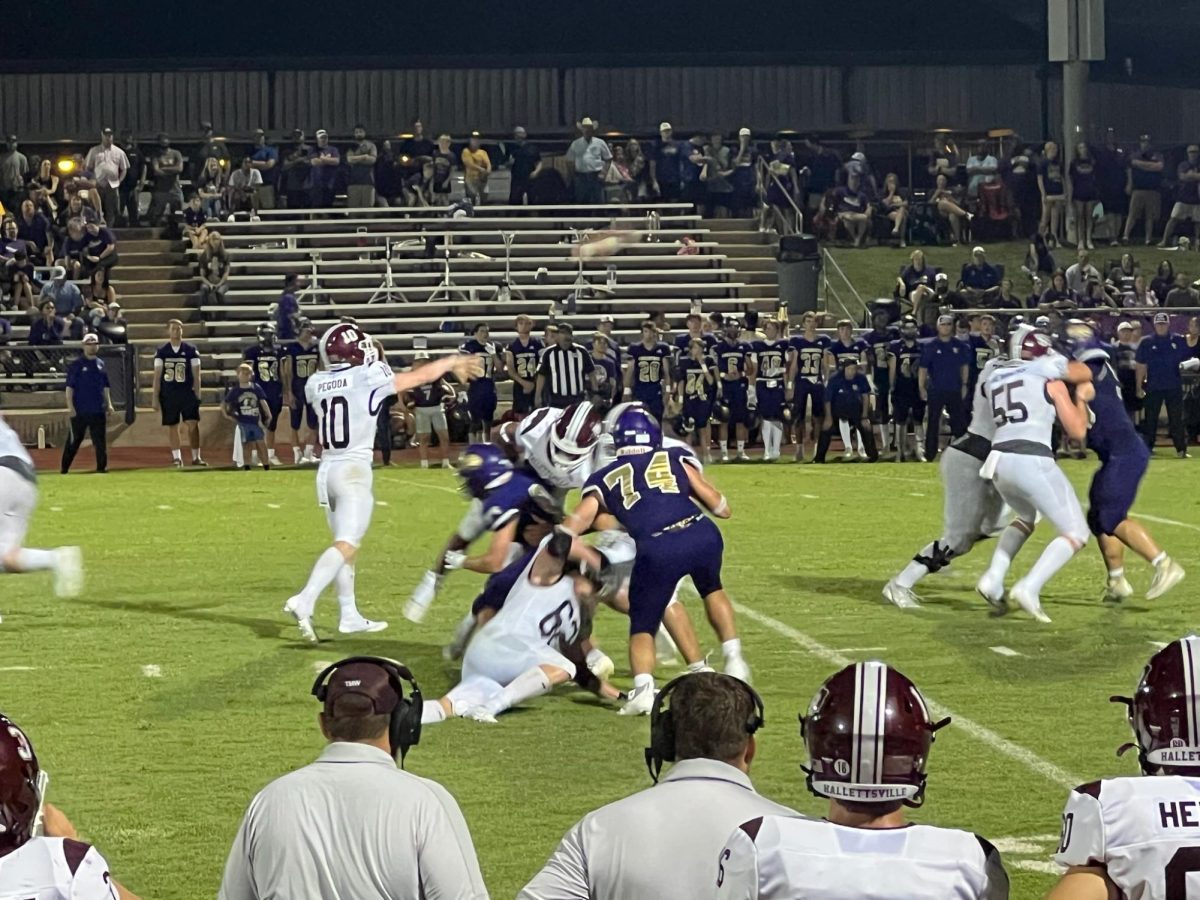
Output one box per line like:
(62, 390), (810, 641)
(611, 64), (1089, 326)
(218, 742), (489, 900)
(519, 758), (798, 900)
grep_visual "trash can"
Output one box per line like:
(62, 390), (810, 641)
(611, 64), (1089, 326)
(777, 234), (821, 316)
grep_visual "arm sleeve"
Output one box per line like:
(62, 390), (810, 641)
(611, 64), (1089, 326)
(456, 498), (489, 543)
(416, 781), (489, 900)
(65, 843), (119, 900)
(714, 824), (761, 900)
(976, 836), (1010, 900)
(1054, 785), (1106, 868)
(217, 805), (259, 900)
(518, 821), (591, 900)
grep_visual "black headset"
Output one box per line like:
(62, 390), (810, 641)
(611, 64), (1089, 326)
(644, 673), (764, 783)
(311, 656), (423, 766)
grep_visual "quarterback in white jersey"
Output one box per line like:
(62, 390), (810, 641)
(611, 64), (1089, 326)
(975, 329), (1093, 623)
(0, 415), (83, 613)
(420, 531), (620, 724)
(1050, 636), (1200, 900)
(283, 323), (482, 642)
(718, 661), (1008, 900)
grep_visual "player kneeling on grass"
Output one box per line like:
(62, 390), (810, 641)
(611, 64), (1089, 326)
(716, 661), (1009, 899)
(224, 364), (272, 471)
(0, 712), (140, 899)
(421, 530), (621, 724)
(0, 414), (83, 609)
(564, 405), (749, 717)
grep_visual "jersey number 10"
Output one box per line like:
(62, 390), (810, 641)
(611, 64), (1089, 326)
(318, 397), (350, 450)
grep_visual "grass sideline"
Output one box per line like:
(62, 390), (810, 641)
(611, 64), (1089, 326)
(5, 459), (1198, 898)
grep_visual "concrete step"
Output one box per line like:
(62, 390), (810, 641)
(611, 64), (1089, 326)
(122, 308), (201, 325)
(731, 258), (776, 273)
(113, 265), (195, 281)
(118, 251), (185, 267)
(0, 390), (66, 409)
(114, 227), (167, 241)
(127, 322), (202, 339)
(742, 272), (779, 286)
(108, 293), (196, 310)
(701, 218), (757, 231)
(717, 241), (778, 257)
(114, 278), (198, 296)
(117, 239), (185, 254)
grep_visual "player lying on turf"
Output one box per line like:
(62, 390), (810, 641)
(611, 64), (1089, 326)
(420, 530), (622, 725)
(1066, 321), (1185, 603)
(1049, 635), (1200, 900)
(0, 413), (83, 613)
(283, 324), (482, 643)
(716, 660), (1008, 898)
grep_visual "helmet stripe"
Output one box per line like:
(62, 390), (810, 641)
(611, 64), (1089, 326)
(854, 661), (886, 786)
(851, 663), (864, 783)
(1185, 636), (1200, 747)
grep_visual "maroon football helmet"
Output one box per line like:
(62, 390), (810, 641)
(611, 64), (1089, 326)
(0, 715), (41, 857)
(1113, 635), (1200, 776)
(801, 661), (950, 807)
(319, 323), (377, 369)
(1020, 330), (1057, 360)
(548, 403), (601, 471)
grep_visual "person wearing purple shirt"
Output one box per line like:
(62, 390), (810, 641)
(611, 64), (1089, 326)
(713, 320), (756, 462)
(275, 274), (303, 341)
(786, 311), (831, 462)
(591, 332), (619, 410)
(16, 200), (51, 265)
(224, 364), (272, 471)
(918, 314), (970, 462)
(56, 220), (88, 280)
(81, 221), (118, 281)
(308, 129), (341, 208)
(814, 359), (877, 463)
(650, 123), (685, 202)
(832, 172), (871, 248)
(504, 314), (542, 415)
(624, 321), (672, 423)
(1136, 312), (1190, 456)
(28, 300), (65, 346)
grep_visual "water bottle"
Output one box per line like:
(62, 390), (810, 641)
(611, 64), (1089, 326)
(36, 426), (46, 449)
(606, 265), (617, 290)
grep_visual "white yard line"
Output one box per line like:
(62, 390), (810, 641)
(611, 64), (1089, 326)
(991, 834), (1060, 855)
(799, 493), (820, 499)
(990, 646), (1023, 657)
(383, 478), (459, 496)
(156, 505), (173, 511)
(732, 601), (1083, 790)
(0, 666), (37, 672)
(141, 664), (162, 678)
(1131, 511), (1200, 533)
(266, 503), (281, 509)
(1011, 860), (1062, 875)
(834, 647), (889, 654)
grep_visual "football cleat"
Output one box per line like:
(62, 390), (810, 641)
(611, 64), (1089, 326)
(463, 706), (498, 724)
(736, 451), (751, 462)
(171, 459), (183, 469)
(1010, 584), (1052, 624)
(192, 458), (208, 467)
(882, 579), (921, 610)
(53, 547), (83, 599)
(1147, 558), (1185, 600)
(618, 683), (656, 716)
(282, 596), (319, 643)
(404, 571), (441, 623)
(586, 649), (616, 681)
(723, 655), (752, 684)
(1102, 576), (1134, 603)
(338, 617), (388, 634)
(975, 572), (1008, 616)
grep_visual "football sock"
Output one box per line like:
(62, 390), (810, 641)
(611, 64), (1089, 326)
(1107, 566), (1125, 580)
(736, 440), (746, 454)
(721, 638), (743, 659)
(293, 446), (302, 464)
(983, 523), (1031, 584)
(685, 660), (710, 673)
(896, 551), (933, 588)
(1017, 536), (1079, 596)
(1152, 552), (1168, 567)
(335, 565), (358, 619)
(304, 444), (314, 459)
(171, 449), (182, 462)
(2, 549), (56, 573)
(838, 420), (853, 449)
(633, 673), (655, 692)
(484, 666), (552, 716)
(421, 700), (447, 724)
(298, 547), (345, 611)
(191, 448), (201, 462)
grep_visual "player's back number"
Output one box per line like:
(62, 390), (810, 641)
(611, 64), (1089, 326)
(991, 377), (1029, 425)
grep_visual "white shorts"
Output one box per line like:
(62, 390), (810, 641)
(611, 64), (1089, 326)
(462, 627), (575, 685)
(415, 406), (447, 433)
(0, 468), (36, 557)
(1171, 202), (1200, 223)
(989, 453), (1088, 544)
(940, 447), (1008, 554)
(315, 458), (375, 547)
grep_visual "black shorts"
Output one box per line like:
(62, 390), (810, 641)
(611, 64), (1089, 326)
(892, 391), (926, 426)
(160, 391), (200, 426)
(264, 397), (283, 432)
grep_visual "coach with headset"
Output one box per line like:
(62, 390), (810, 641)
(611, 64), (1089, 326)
(218, 657), (488, 900)
(519, 671), (796, 900)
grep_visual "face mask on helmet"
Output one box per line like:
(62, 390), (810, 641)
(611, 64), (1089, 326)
(550, 404), (600, 471)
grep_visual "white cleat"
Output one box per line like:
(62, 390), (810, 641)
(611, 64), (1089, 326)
(736, 451), (751, 462)
(338, 617), (388, 634)
(1101, 576), (1134, 603)
(53, 547), (84, 599)
(723, 655), (752, 684)
(842, 449), (855, 462)
(975, 572), (1008, 616)
(463, 706), (498, 724)
(1010, 584), (1052, 623)
(268, 452), (282, 467)
(404, 571), (440, 623)
(619, 683), (656, 716)
(882, 579), (922, 610)
(283, 596), (319, 643)
(587, 651), (616, 681)
(441, 459), (453, 469)
(1147, 558), (1186, 600)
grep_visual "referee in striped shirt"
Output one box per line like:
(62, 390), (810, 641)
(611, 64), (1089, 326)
(536, 323), (597, 408)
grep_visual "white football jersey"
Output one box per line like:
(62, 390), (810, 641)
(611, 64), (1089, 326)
(0, 837), (118, 900)
(965, 357), (1007, 443)
(483, 542), (582, 655)
(983, 354), (1069, 449)
(1055, 775), (1200, 899)
(304, 361), (397, 463)
(0, 415), (32, 467)
(516, 407), (599, 491)
(716, 815), (1008, 900)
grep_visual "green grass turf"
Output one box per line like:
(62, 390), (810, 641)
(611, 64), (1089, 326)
(5, 458), (1200, 898)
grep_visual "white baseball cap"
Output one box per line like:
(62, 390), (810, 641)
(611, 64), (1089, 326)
(1117, 321), (1134, 331)
(82, 333), (99, 344)
(738, 127), (751, 137)
(972, 245), (986, 255)
(659, 122), (672, 132)
(935, 272), (949, 282)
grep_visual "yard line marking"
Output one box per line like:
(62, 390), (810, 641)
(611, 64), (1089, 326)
(0, 666), (36, 672)
(834, 647), (889, 654)
(49, 507), (62, 512)
(385, 478), (459, 496)
(376, 500), (390, 507)
(141, 664), (162, 678)
(799, 493), (820, 499)
(990, 646), (1023, 657)
(732, 600), (1083, 789)
(1149, 640), (1170, 649)
(156, 504), (173, 511)
(909, 492), (926, 497)
(991, 834), (1060, 855)
(266, 503), (281, 509)
(312, 660), (334, 674)
(1011, 860), (1062, 875)
(1132, 512), (1200, 533)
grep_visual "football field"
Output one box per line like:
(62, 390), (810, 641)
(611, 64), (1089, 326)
(7, 458), (1200, 899)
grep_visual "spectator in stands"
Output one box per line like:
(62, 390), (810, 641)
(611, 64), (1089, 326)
(1151, 260), (1176, 304)
(914, 272), (962, 335)
(702, 132), (734, 218)
(1068, 141), (1099, 250)
(926, 134), (960, 186)
(1006, 143), (1040, 238)
(1124, 134), (1165, 245)
(32, 158), (60, 219)
(605, 145), (634, 203)
(1, 240), (35, 314)
(182, 194), (210, 250)
(15, 199), (52, 266)
(993, 278), (1023, 313)
(1095, 127), (1127, 247)
(1165, 273), (1199, 309)
(226, 157), (262, 215)
(568, 118), (612, 206)
(626, 139), (651, 202)
(430, 134), (456, 205)
(1079, 278), (1116, 310)
(1037, 140), (1067, 247)
(651, 122), (684, 202)
(97, 300), (126, 344)
(832, 172), (871, 247)
(147, 133), (185, 225)
(0, 136), (28, 215)
(460, 133), (491, 205)
(55, 193), (87, 240)
(84, 128), (128, 227)
(1039, 271), (1077, 314)
(61, 333), (113, 474)
(960, 246), (1001, 303)
(309, 129), (340, 208)
(507, 126), (542, 206)
(84, 270), (116, 327)
(57, 220), (88, 280)
(374, 140), (403, 207)
(896, 249), (936, 316)
(1065, 248), (1101, 296)
(1123, 274), (1157, 308)
(248, 128), (279, 210)
(345, 125), (378, 209)
(730, 129), (757, 218)
(40, 269), (82, 319)
(878, 173), (908, 247)
(842, 150), (877, 197)
(196, 121), (231, 180)
(764, 139), (800, 235)
(199, 231), (231, 308)
(197, 157), (226, 219)
(1024, 232), (1057, 278)
(679, 134), (708, 211)
(402, 120), (435, 167)
(965, 140), (999, 200)
(929, 173), (971, 246)
(29, 299), (64, 346)
(1160, 143), (1200, 249)
(282, 133), (313, 209)
(81, 219), (118, 282)
(802, 136), (840, 214)
(276, 274), (304, 340)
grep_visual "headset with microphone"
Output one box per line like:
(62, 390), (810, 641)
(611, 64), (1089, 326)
(311, 656), (423, 766)
(644, 673), (764, 783)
